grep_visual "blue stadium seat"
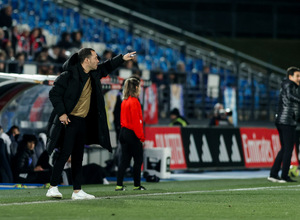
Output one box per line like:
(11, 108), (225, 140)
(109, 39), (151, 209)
(159, 57), (168, 72)
(133, 37), (142, 52)
(126, 33), (133, 45)
(103, 24), (112, 43)
(12, 11), (19, 22)
(55, 6), (64, 23)
(195, 59), (203, 71)
(211, 66), (218, 74)
(73, 12), (81, 30)
(11, 0), (19, 10)
(19, 0), (26, 11)
(186, 58), (194, 72)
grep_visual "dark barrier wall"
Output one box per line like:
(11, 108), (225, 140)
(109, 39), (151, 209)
(181, 127), (244, 169)
(145, 126), (300, 170)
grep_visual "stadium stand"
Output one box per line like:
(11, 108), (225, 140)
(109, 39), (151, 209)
(0, 0), (285, 125)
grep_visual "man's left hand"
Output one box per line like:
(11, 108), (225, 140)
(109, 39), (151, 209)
(123, 51), (137, 61)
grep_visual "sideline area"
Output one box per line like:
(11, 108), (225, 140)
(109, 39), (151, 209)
(0, 169), (271, 190)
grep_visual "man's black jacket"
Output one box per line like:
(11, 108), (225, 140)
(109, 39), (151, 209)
(275, 78), (300, 126)
(46, 52), (124, 154)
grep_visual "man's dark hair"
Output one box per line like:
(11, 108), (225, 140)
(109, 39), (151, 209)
(286, 66), (300, 78)
(78, 48), (94, 64)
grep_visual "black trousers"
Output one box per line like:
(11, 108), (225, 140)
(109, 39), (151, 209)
(270, 124), (296, 179)
(117, 127), (143, 187)
(50, 115), (86, 190)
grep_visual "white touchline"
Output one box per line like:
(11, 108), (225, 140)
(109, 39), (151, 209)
(1, 184), (300, 207)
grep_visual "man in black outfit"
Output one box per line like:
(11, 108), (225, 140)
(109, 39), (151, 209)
(46, 48), (136, 199)
(268, 66), (300, 183)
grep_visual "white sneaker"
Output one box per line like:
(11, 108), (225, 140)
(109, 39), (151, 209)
(103, 178), (109, 185)
(71, 190), (95, 200)
(46, 186), (63, 199)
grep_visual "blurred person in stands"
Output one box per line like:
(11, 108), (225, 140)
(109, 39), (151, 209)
(38, 61), (53, 75)
(71, 31), (83, 51)
(102, 49), (114, 60)
(7, 125), (21, 159)
(0, 28), (6, 50)
(16, 24), (31, 57)
(12, 134), (51, 183)
(0, 5), (13, 30)
(56, 32), (72, 50)
(7, 125), (20, 141)
(115, 77), (146, 191)
(0, 49), (6, 72)
(169, 108), (189, 127)
(268, 67), (300, 183)
(8, 52), (25, 73)
(36, 48), (54, 75)
(30, 28), (46, 57)
(46, 47), (136, 199)
(0, 138), (13, 183)
(152, 71), (168, 118)
(10, 25), (20, 54)
(176, 60), (186, 73)
(0, 125), (11, 157)
(209, 103), (233, 126)
(0, 125), (12, 177)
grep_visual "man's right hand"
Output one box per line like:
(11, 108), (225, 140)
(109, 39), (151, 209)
(59, 114), (71, 125)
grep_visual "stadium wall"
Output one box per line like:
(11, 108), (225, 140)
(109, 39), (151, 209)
(144, 126), (300, 171)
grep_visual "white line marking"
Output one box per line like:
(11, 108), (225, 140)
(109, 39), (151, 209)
(1, 184), (300, 207)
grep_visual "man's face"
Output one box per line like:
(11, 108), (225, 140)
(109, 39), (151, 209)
(12, 128), (20, 136)
(27, 141), (35, 151)
(87, 51), (99, 71)
(289, 71), (300, 86)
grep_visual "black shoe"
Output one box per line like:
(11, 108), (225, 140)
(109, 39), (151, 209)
(133, 186), (146, 190)
(282, 177), (297, 183)
(267, 175), (286, 183)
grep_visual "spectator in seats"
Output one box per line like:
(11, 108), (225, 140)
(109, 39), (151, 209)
(36, 49), (54, 75)
(9, 52), (25, 73)
(17, 24), (31, 57)
(199, 65), (210, 87)
(152, 71), (167, 88)
(46, 48), (136, 199)
(168, 70), (178, 84)
(6, 125), (21, 158)
(169, 108), (189, 127)
(38, 61), (53, 75)
(12, 134), (51, 183)
(71, 31), (83, 50)
(0, 138), (13, 183)
(56, 32), (72, 50)
(268, 67), (300, 183)
(30, 28), (46, 57)
(102, 49), (114, 60)
(0, 125), (12, 159)
(152, 71), (168, 118)
(116, 77), (146, 191)
(0, 5), (13, 30)
(0, 28), (6, 50)
(10, 25), (20, 55)
(209, 103), (233, 126)
(0, 49), (6, 72)
(124, 59), (134, 69)
(48, 45), (60, 62)
(7, 125), (20, 141)
(176, 60), (186, 73)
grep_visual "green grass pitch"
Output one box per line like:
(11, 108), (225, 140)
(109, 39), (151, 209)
(0, 177), (300, 220)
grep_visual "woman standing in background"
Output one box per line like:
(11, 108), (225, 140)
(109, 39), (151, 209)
(115, 77), (146, 191)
